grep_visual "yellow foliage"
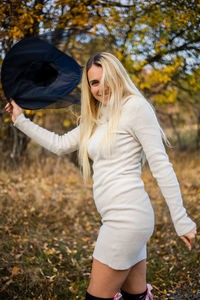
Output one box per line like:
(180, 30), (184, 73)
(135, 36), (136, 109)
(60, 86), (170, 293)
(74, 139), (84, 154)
(4, 118), (10, 123)
(10, 26), (24, 40)
(154, 89), (177, 105)
(116, 52), (123, 61)
(37, 111), (43, 117)
(131, 74), (140, 85)
(63, 120), (70, 127)
(139, 82), (151, 89)
(163, 20), (171, 29)
(149, 71), (170, 85)
(156, 39), (168, 48)
(35, 4), (44, 10)
(25, 110), (35, 115)
(36, 15), (43, 22)
(29, 16), (34, 24)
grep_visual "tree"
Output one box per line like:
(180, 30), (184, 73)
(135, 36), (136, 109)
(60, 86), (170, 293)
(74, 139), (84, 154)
(0, 0), (46, 162)
(1, 0), (200, 163)
(100, 0), (200, 147)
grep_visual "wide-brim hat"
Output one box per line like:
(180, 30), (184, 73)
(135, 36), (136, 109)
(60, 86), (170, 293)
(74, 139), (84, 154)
(1, 36), (82, 110)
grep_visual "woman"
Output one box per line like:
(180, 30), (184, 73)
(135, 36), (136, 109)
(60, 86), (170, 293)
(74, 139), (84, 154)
(5, 52), (197, 300)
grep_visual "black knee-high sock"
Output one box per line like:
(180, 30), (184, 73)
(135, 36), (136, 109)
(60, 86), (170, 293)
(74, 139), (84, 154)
(85, 291), (114, 300)
(121, 288), (148, 300)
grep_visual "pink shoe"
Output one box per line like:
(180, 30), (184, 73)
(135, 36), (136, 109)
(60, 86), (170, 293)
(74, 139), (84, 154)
(145, 283), (153, 300)
(113, 292), (122, 300)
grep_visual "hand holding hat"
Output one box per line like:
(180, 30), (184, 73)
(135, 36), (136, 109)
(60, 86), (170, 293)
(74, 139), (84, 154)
(5, 99), (23, 123)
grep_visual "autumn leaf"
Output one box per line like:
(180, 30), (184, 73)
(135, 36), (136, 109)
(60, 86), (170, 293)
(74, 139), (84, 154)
(11, 266), (20, 276)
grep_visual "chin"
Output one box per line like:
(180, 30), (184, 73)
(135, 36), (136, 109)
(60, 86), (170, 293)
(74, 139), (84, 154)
(100, 98), (110, 105)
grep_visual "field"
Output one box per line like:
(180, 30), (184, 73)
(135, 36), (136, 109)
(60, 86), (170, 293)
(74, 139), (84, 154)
(0, 145), (199, 299)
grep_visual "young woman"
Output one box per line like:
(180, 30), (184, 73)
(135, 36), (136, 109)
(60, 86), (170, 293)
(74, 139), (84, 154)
(5, 52), (197, 300)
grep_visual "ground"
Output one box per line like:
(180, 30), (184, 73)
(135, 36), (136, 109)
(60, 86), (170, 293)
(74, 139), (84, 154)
(0, 147), (199, 299)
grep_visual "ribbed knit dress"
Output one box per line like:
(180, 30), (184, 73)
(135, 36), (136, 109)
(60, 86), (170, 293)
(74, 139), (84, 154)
(13, 95), (196, 270)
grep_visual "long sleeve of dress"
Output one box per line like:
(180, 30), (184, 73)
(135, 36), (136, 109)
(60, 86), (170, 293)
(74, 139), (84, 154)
(128, 99), (196, 237)
(13, 113), (80, 156)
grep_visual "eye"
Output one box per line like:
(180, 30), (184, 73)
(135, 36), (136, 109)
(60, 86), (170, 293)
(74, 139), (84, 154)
(91, 80), (99, 87)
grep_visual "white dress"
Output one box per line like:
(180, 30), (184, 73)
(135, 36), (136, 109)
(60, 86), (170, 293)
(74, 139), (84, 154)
(13, 95), (196, 270)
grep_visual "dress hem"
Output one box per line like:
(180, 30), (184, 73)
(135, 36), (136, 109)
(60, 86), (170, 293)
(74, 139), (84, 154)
(92, 253), (147, 271)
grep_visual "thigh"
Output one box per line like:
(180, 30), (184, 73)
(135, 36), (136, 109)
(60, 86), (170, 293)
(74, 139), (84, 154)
(121, 259), (147, 294)
(87, 258), (131, 298)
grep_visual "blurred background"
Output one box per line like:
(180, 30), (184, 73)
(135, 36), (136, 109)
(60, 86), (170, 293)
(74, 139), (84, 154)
(0, 0), (200, 164)
(0, 1), (199, 299)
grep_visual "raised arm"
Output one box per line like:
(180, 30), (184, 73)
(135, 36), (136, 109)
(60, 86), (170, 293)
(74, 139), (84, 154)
(13, 113), (80, 156)
(127, 97), (196, 237)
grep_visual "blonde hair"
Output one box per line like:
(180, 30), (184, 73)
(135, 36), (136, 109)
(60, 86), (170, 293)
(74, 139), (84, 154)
(78, 52), (171, 183)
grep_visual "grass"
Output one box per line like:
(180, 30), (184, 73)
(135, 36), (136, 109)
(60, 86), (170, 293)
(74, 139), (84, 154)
(0, 145), (199, 299)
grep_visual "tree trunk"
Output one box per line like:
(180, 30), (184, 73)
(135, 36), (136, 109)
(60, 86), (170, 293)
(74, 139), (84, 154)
(168, 114), (183, 149)
(196, 114), (200, 149)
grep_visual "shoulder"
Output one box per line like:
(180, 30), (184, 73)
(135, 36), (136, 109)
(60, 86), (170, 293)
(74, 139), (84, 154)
(122, 94), (150, 115)
(121, 95), (160, 128)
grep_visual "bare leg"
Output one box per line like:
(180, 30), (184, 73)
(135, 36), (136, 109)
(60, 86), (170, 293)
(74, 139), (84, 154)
(87, 258), (131, 298)
(121, 259), (147, 294)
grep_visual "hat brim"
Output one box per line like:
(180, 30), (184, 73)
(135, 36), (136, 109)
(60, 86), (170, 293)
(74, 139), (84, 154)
(1, 37), (83, 110)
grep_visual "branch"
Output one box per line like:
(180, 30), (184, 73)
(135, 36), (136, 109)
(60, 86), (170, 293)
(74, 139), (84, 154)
(146, 37), (200, 64)
(98, 0), (138, 8)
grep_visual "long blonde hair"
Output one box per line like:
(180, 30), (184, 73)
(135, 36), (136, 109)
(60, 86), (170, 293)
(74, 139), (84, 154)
(78, 52), (171, 183)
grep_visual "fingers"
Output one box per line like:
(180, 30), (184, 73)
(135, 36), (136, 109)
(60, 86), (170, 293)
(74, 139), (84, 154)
(189, 233), (196, 249)
(10, 98), (22, 110)
(5, 99), (15, 112)
(180, 231), (196, 251)
(180, 236), (191, 250)
(5, 102), (13, 114)
(10, 98), (16, 105)
(5, 104), (12, 112)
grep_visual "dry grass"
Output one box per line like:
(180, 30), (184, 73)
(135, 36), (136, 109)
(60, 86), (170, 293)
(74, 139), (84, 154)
(0, 145), (199, 299)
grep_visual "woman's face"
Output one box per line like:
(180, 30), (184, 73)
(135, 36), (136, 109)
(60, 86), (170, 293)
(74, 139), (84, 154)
(87, 64), (110, 105)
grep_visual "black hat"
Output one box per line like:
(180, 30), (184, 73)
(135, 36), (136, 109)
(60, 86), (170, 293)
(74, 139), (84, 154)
(1, 36), (82, 110)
